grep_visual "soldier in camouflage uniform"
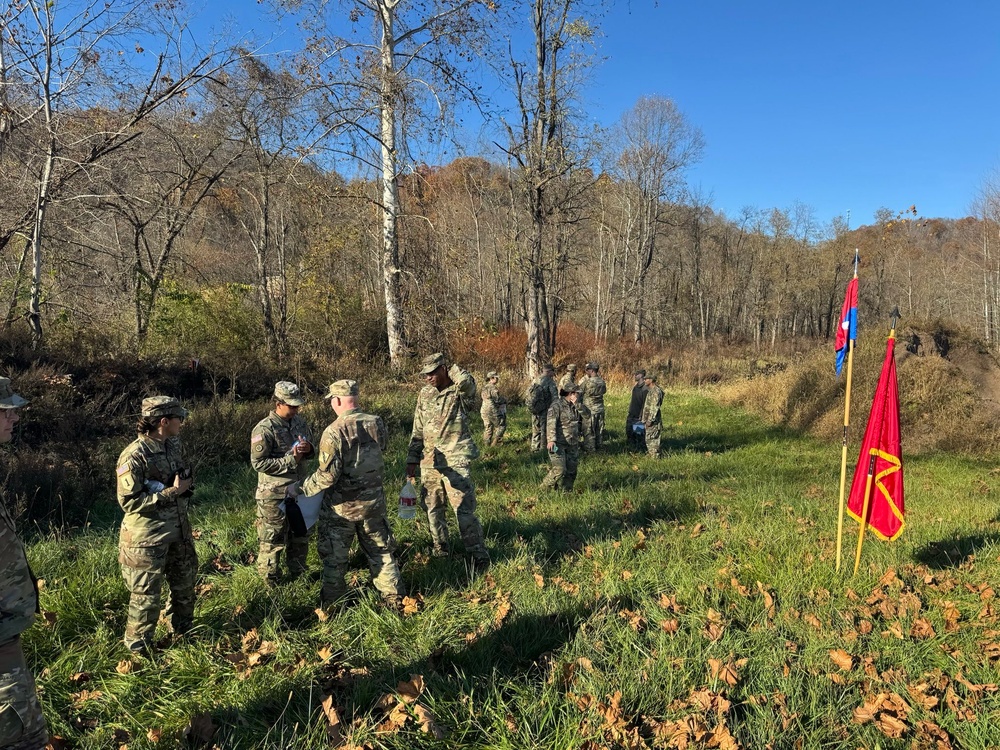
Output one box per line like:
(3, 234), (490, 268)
(302, 380), (404, 608)
(626, 369), (648, 451)
(116, 396), (196, 655)
(541, 382), (583, 491)
(641, 373), (665, 458)
(580, 362), (607, 450)
(557, 363), (578, 392)
(479, 371), (507, 446)
(250, 382), (314, 585)
(407, 353), (490, 569)
(0, 378), (48, 749)
(526, 363), (558, 452)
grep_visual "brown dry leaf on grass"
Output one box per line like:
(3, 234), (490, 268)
(315, 607), (329, 622)
(941, 601), (961, 632)
(115, 660), (134, 675)
(660, 619), (680, 635)
(402, 594), (423, 616)
(915, 720), (954, 749)
(413, 703), (448, 739)
(533, 573), (545, 588)
(396, 674), (425, 703)
(707, 657), (747, 686)
(828, 649), (854, 671)
(146, 728), (163, 742)
(320, 695), (345, 744)
(690, 523), (705, 538)
(803, 613), (823, 630)
(911, 618), (936, 639)
(70, 689), (103, 706)
(634, 529), (647, 551)
(852, 692), (910, 739)
(755, 581), (776, 621)
(619, 609), (646, 631)
(703, 609), (725, 642)
(183, 713), (216, 747)
(658, 593), (685, 614)
(493, 594), (512, 626)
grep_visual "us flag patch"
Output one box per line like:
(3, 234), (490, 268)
(251, 434), (264, 444)
(116, 464), (130, 476)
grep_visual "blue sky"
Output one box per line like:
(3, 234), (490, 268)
(194, 0), (1000, 227)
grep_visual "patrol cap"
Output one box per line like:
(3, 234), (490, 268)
(566, 364), (577, 372)
(561, 382), (581, 394)
(542, 362), (555, 373)
(635, 368), (646, 378)
(644, 372), (658, 382)
(0, 378), (28, 409)
(420, 352), (446, 375)
(486, 371), (499, 380)
(586, 361), (599, 371)
(274, 381), (306, 406)
(141, 396), (187, 419)
(326, 379), (359, 398)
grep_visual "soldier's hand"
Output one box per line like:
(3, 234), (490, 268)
(173, 472), (193, 496)
(405, 463), (418, 479)
(293, 441), (312, 460)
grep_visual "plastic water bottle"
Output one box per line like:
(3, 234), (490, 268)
(398, 479), (417, 520)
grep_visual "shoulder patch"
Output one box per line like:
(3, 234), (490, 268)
(251, 434), (264, 444)
(117, 464), (130, 476)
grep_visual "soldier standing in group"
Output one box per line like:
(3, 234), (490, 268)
(116, 397), (196, 655)
(480, 371), (507, 447)
(0, 378), (48, 749)
(579, 362), (607, 450)
(642, 373), (665, 458)
(626, 369), (648, 451)
(407, 353), (491, 570)
(541, 383), (583, 492)
(250, 382), (314, 586)
(301, 380), (404, 609)
(526, 363), (558, 452)
(558, 363), (578, 392)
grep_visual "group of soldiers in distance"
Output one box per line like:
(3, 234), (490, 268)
(0, 355), (665, 749)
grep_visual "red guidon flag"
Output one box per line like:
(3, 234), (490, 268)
(846, 333), (904, 540)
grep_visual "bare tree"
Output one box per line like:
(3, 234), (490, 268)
(0, 0), (236, 348)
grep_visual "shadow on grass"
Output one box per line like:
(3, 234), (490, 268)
(913, 534), (1000, 569)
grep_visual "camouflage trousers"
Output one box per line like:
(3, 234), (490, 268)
(481, 409), (506, 446)
(256, 497), (312, 583)
(541, 447), (579, 491)
(0, 638), (47, 750)
(421, 466), (490, 561)
(316, 511), (404, 602)
(119, 533), (197, 653)
(591, 411), (606, 449)
(645, 422), (662, 458)
(530, 413), (547, 451)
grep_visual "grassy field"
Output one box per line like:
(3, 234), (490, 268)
(23, 388), (1000, 749)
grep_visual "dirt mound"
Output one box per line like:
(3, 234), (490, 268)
(717, 323), (1000, 456)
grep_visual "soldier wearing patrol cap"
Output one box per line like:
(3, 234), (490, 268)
(406, 353), (490, 569)
(479, 371), (507, 447)
(541, 381), (584, 491)
(301, 380), (404, 608)
(641, 372), (665, 458)
(557, 363), (579, 393)
(525, 363), (558, 452)
(250, 381), (315, 585)
(579, 362), (607, 450)
(0, 378), (49, 748)
(116, 396), (196, 655)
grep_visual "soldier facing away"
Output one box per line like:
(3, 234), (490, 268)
(116, 396), (196, 655)
(642, 373), (665, 458)
(579, 362), (607, 449)
(626, 369), (648, 451)
(406, 353), (491, 570)
(480, 371), (507, 446)
(250, 382), (314, 585)
(0, 378), (48, 749)
(301, 380), (404, 608)
(541, 382), (584, 491)
(526, 363), (559, 452)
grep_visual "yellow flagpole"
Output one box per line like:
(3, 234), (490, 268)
(835, 252), (859, 572)
(852, 452), (876, 575)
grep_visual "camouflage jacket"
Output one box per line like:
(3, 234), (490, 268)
(557, 374), (578, 393)
(251, 411), (314, 501)
(546, 398), (582, 451)
(116, 434), (191, 547)
(628, 384), (648, 422)
(527, 375), (559, 415)
(480, 383), (507, 418)
(642, 384), (664, 425)
(301, 409), (387, 522)
(0, 500), (39, 645)
(579, 375), (607, 414)
(407, 365), (479, 469)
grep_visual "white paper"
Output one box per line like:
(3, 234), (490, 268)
(279, 492), (325, 530)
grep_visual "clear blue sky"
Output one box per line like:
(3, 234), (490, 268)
(194, 0), (1000, 227)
